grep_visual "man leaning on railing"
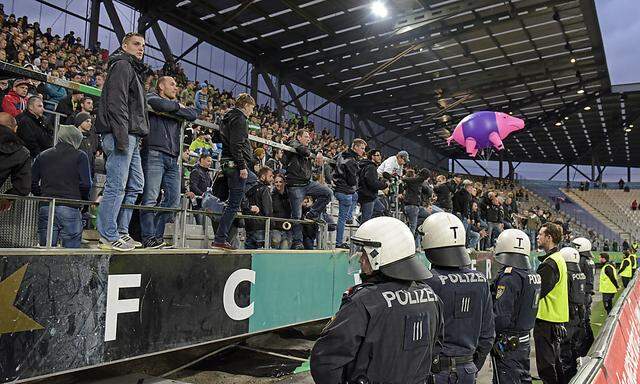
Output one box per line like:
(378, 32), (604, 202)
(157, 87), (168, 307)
(0, 112), (30, 212)
(139, 76), (197, 249)
(31, 124), (91, 248)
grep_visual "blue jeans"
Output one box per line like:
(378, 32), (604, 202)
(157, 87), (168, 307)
(372, 196), (386, 218)
(526, 228), (537, 249)
(38, 205), (83, 248)
(360, 201), (374, 223)
(335, 192), (357, 245)
(139, 150), (180, 241)
(405, 205), (431, 248)
(467, 229), (480, 249)
(97, 134), (144, 241)
(245, 229), (265, 249)
(271, 230), (292, 249)
(214, 168), (257, 243)
(288, 181), (333, 244)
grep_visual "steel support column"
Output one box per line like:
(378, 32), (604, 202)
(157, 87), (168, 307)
(102, 0), (126, 42)
(628, 166), (631, 183)
(454, 159), (473, 176)
(284, 83), (307, 118)
(339, 109), (346, 141)
(88, 0), (101, 51)
(261, 73), (283, 119)
(151, 22), (175, 64)
(498, 157), (504, 179)
(472, 160), (494, 178)
(570, 165), (593, 182)
(548, 164), (566, 181)
(566, 164), (570, 186)
(250, 67), (258, 101)
(451, 159), (455, 173)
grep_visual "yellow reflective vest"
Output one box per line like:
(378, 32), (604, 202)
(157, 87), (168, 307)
(537, 252), (569, 323)
(620, 256), (633, 278)
(600, 263), (618, 294)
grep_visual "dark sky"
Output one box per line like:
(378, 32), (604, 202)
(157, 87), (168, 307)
(595, 0), (640, 87)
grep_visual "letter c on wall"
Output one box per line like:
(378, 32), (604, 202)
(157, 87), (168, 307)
(223, 269), (255, 321)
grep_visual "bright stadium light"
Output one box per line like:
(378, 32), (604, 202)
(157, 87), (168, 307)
(371, 1), (388, 18)
(584, 106), (591, 111)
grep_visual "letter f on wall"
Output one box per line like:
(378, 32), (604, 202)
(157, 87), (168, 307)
(105, 274), (141, 341)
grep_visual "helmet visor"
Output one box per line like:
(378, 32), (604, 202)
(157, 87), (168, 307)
(348, 243), (365, 275)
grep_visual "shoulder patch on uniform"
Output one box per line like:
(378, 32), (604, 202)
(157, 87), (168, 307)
(505, 267), (513, 274)
(496, 285), (506, 299)
(343, 283), (373, 298)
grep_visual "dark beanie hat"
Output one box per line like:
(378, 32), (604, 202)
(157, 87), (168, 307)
(74, 112), (91, 128)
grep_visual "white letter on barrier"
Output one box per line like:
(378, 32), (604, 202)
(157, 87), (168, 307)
(223, 269), (256, 321)
(105, 274), (141, 342)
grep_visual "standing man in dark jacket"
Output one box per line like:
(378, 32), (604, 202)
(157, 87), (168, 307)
(357, 149), (387, 223)
(16, 96), (53, 158)
(212, 93), (257, 250)
(75, 112), (99, 177)
(402, 168), (429, 247)
(55, 91), (83, 123)
(243, 166), (274, 249)
(139, 76), (197, 249)
(31, 125), (91, 248)
(271, 173), (292, 249)
(0, 112), (30, 212)
(95, 32), (150, 251)
(433, 174), (453, 211)
(333, 138), (366, 249)
(283, 129), (333, 250)
(572, 237), (595, 357)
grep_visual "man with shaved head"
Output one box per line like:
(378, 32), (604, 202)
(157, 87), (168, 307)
(0, 112), (31, 212)
(138, 76), (197, 248)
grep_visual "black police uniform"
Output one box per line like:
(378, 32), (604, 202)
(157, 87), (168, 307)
(425, 267), (495, 384)
(311, 274), (443, 384)
(491, 266), (541, 384)
(576, 253), (595, 357)
(559, 261), (587, 380)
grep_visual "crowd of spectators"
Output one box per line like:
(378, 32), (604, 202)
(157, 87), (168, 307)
(0, 12), (594, 252)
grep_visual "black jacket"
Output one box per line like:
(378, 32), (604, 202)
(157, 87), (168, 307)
(272, 189), (292, 230)
(333, 149), (359, 195)
(55, 94), (78, 122)
(31, 142), (92, 203)
(95, 52), (150, 151)
(145, 92), (197, 157)
(402, 176), (426, 206)
(0, 124), (31, 196)
(189, 164), (212, 197)
(283, 139), (312, 186)
(452, 188), (472, 218)
(79, 129), (100, 175)
(311, 275), (443, 384)
(220, 108), (253, 170)
(433, 183), (452, 210)
(243, 181), (273, 232)
(357, 159), (387, 203)
(485, 203), (504, 223)
(16, 111), (53, 158)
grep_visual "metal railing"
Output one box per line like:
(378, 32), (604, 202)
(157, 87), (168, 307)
(0, 193), (327, 250)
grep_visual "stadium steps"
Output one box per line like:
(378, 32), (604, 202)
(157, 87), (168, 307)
(561, 189), (630, 240)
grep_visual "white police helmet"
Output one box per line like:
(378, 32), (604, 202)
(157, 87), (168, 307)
(418, 212), (470, 267)
(559, 247), (580, 264)
(494, 229), (531, 269)
(350, 216), (431, 280)
(571, 237), (592, 255)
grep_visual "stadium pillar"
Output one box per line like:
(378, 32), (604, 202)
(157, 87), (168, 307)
(591, 156), (596, 182)
(102, 0), (125, 42)
(151, 22), (175, 64)
(451, 159), (455, 173)
(499, 157), (504, 179)
(339, 110), (346, 141)
(261, 73), (283, 119)
(628, 166), (631, 182)
(566, 164), (570, 186)
(250, 67), (258, 101)
(88, 0), (101, 51)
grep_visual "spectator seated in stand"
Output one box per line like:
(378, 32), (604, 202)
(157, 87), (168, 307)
(0, 112), (30, 211)
(271, 173), (292, 249)
(2, 79), (29, 117)
(242, 166), (274, 249)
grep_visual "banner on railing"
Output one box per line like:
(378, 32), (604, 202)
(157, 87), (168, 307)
(590, 277), (640, 383)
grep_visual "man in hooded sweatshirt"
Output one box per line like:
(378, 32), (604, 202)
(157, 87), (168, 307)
(94, 32), (150, 251)
(31, 124), (92, 248)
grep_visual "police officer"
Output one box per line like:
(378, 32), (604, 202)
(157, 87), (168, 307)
(419, 212), (495, 384)
(619, 250), (633, 288)
(310, 216), (443, 384)
(490, 229), (541, 384)
(599, 253), (619, 314)
(558, 247), (587, 380)
(534, 222), (568, 384)
(629, 247), (637, 275)
(571, 237), (595, 357)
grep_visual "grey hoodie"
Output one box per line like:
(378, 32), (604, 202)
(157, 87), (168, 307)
(57, 124), (83, 149)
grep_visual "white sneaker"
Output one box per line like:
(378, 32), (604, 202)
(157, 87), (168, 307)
(120, 234), (143, 248)
(99, 237), (135, 252)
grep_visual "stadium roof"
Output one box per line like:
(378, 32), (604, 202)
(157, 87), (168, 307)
(123, 0), (640, 167)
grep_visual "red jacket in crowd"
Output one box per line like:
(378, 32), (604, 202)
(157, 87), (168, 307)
(2, 90), (28, 117)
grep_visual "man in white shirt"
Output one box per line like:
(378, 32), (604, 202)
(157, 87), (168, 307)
(377, 150), (409, 177)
